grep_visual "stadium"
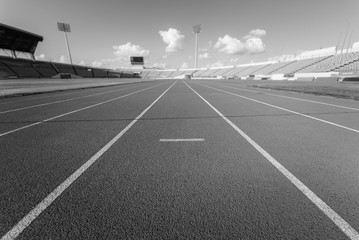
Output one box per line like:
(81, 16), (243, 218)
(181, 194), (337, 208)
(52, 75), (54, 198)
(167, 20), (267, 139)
(1, 22), (359, 82)
(1, 0), (359, 239)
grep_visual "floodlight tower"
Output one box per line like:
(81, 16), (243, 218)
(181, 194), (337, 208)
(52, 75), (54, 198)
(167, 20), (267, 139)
(193, 24), (201, 69)
(57, 22), (73, 65)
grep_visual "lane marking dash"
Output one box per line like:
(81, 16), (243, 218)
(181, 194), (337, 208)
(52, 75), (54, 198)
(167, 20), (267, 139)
(159, 138), (205, 142)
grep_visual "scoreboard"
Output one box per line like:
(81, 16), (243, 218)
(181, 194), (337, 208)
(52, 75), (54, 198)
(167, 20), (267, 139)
(130, 56), (144, 66)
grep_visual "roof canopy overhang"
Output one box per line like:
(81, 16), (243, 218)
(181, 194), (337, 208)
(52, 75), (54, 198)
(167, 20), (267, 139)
(0, 23), (43, 54)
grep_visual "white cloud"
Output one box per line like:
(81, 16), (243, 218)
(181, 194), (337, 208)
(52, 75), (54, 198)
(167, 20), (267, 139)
(199, 53), (210, 59)
(151, 62), (168, 69)
(78, 60), (86, 66)
(92, 61), (103, 68)
(88, 43), (150, 69)
(248, 29), (266, 37)
(159, 28), (185, 52)
(59, 55), (67, 63)
(215, 35), (245, 54)
(245, 37), (265, 54)
(215, 29), (266, 55)
(206, 61), (225, 68)
(35, 54), (46, 60)
(230, 57), (240, 63)
(268, 54), (296, 62)
(181, 62), (189, 69)
(113, 42), (150, 58)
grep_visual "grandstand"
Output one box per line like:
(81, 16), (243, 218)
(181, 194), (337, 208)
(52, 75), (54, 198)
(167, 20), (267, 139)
(0, 23), (138, 79)
(2, 22), (359, 81)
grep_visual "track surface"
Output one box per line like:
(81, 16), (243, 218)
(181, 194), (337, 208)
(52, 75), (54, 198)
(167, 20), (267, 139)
(1, 79), (359, 239)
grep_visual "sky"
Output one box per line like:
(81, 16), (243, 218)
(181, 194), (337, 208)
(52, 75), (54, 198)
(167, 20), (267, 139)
(1, 0), (359, 69)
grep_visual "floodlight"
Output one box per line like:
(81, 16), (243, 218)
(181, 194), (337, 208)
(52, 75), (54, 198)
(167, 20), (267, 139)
(193, 24), (201, 34)
(57, 22), (71, 32)
(57, 22), (73, 65)
(193, 24), (202, 68)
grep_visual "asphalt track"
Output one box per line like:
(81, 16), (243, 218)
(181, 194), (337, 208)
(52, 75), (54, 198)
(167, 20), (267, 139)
(0, 79), (359, 239)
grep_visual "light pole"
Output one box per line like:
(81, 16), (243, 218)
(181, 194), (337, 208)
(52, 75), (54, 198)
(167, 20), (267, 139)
(193, 24), (201, 69)
(57, 22), (73, 65)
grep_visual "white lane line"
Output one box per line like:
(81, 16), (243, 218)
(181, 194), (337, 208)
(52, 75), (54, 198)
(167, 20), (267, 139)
(0, 81), (177, 240)
(0, 83), (152, 115)
(184, 81), (359, 240)
(159, 138), (205, 142)
(0, 84), (131, 105)
(0, 82), (168, 138)
(207, 82), (359, 112)
(195, 83), (359, 134)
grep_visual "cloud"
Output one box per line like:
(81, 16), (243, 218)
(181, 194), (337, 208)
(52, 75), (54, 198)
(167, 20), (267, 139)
(113, 42), (150, 58)
(92, 61), (103, 68)
(199, 41), (213, 52)
(159, 28), (185, 52)
(268, 54), (296, 62)
(230, 57), (240, 63)
(150, 62), (168, 69)
(215, 35), (245, 54)
(87, 43), (150, 69)
(215, 29), (266, 55)
(206, 61), (225, 68)
(59, 55), (67, 63)
(245, 37), (265, 54)
(181, 62), (189, 69)
(35, 54), (46, 60)
(248, 29), (266, 37)
(78, 60), (86, 66)
(199, 53), (210, 59)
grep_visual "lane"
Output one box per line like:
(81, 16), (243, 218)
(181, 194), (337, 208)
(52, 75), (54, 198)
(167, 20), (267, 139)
(0, 81), (167, 135)
(204, 80), (359, 112)
(199, 79), (359, 111)
(0, 81), (156, 114)
(12, 81), (349, 239)
(0, 82), (154, 106)
(195, 81), (359, 134)
(0, 81), (175, 237)
(185, 81), (358, 239)
(187, 80), (359, 233)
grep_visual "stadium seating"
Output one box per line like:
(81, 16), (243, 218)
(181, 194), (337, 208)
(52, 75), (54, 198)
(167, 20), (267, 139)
(157, 70), (176, 78)
(140, 71), (151, 78)
(92, 68), (108, 78)
(0, 57), (42, 78)
(74, 66), (93, 78)
(238, 64), (271, 76)
(33, 60), (58, 77)
(192, 69), (209, 77)
(182, 69), (197, 76)
(212, 67), (235, 77)
(146, 71), (161, 78)
(335, 60), (359, 72)
(108, 70), (121, 78)
(254, 61), (295, 75)
(301, 51), (359, 72)
(225, 66), (250, 77)
(52, 62), (77, 75)
(196, 68), (221, 77)
(271, 56), (331, 74)
(159, 70), (176, 78)
(0, 58), (17, 78)
(171, 70), (186, 78)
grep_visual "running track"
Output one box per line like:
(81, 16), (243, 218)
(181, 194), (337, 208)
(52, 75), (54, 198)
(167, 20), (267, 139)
(1, 79), (359, 239)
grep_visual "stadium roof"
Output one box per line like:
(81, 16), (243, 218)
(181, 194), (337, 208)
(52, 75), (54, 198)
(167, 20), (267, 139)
(0, 23), (43, 54)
